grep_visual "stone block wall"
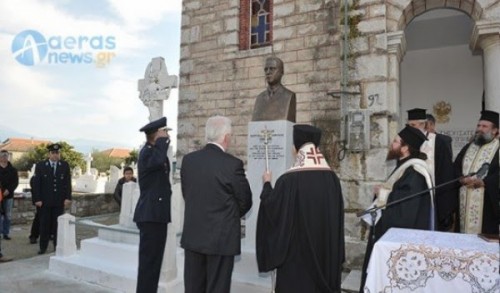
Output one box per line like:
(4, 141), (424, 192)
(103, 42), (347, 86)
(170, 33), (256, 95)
(178, 0), (343, 160)
(11, 193), (119, 225)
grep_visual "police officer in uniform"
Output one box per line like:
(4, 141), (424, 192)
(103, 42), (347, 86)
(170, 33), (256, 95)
(32, 143), (72, 254)
(133, 117), (172, 293)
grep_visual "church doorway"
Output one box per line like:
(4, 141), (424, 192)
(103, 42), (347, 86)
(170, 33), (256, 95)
(400, 8), (482, 156)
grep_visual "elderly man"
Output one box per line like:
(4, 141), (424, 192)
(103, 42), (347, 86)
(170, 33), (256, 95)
(256, 124), (345, 293)
(407, 108), (455, 231)
(181, 115), (252, 293)
(453, 110), (499, 235)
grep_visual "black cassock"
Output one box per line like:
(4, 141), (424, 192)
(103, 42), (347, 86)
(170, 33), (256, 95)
(359, 161), (433, 293)
(432, 134), (457, 231)
(256, 170), (345, 293)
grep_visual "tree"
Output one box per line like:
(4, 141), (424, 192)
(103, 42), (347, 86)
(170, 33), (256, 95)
(125, 149), (138, 165)
(13, 141), (85, 171)
(91, 149), (125, 173)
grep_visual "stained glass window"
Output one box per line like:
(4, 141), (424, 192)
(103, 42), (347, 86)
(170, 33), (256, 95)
(250, 0), (271, 48)
(239, 0), (272, 50)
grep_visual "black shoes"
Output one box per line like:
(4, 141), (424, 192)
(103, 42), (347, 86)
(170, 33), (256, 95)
(29, 237), (37, 244)
(37, 250), (46, 255)
(3, 235), (11, 240)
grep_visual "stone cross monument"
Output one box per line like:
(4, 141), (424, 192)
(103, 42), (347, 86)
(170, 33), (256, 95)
(84, 153), (93, 175)
(138, 56), (178, 122)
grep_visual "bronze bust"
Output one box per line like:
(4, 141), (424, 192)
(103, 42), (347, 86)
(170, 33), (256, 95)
(251, 57), (296, 122)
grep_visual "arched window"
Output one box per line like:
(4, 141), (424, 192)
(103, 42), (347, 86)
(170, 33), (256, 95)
(240, 0), (272, 50)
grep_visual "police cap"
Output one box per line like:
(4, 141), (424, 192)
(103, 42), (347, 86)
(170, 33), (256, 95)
(139, 117), (168, 135)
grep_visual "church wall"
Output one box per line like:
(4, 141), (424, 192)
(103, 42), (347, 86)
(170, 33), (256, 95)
(178, 0), (342, 161)
(178, 0), (498, 269)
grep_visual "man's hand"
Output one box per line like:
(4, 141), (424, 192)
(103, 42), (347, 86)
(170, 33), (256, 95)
(461, 176), (484, 188)
(64, 199), (72, 208)
(262, 170), (272, 183)
(3, 190), (9, 196)
(373, 185), (381, 198)
(35, 201), (42, 208)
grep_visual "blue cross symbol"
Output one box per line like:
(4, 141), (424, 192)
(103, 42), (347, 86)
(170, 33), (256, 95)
(251, 14), (269, 44)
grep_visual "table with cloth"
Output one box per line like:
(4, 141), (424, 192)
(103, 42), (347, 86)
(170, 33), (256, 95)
(364, 228), (499, 293)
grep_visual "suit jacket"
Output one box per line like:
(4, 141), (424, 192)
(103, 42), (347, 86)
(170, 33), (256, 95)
(133, 137), (171, 223)
(252, 84), (296, 122)
(32, 160), (72, 207)
(180, 143), (252, 256)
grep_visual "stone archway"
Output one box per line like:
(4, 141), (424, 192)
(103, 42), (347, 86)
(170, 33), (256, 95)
(384, 0), (499, 119)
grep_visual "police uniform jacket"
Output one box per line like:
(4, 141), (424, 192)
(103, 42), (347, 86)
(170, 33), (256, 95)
(133, 137), (171, 223)
(32, 160), (72, 207)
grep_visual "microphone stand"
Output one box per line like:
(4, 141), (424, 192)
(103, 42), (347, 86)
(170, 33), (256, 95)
(357, 166), (486, 239)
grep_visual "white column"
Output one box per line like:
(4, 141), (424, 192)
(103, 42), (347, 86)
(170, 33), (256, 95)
(470, 21), (500, 113)
(481, 36), (500, 112)
(387, 31), (406, 135)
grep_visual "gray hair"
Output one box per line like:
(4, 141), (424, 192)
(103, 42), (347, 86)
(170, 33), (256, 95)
(205, 115), (232, 143)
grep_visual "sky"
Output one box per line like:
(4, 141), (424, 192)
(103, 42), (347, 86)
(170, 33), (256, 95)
(0, 0), (182, 153)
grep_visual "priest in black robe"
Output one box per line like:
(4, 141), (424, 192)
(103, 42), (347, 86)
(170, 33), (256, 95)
(453, 110), (499, 235)
(359, 125), (435, 293)
(407, 108), (455, 231)
(256, 124), (345, 293)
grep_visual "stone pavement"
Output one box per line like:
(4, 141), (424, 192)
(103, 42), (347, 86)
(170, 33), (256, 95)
(0, 213), (122, 293)
(0, 213), (361, 292)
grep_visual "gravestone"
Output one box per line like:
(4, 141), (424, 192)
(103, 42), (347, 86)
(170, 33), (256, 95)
(74, 153), (105, 193)
(105, 165), (121, 194)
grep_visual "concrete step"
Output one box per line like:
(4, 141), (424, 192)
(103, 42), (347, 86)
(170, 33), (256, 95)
(98, 224), (139, 245)
(79, 238), (138, 267)
(341, 269), (361, 293)
(49, 253), (138, 292)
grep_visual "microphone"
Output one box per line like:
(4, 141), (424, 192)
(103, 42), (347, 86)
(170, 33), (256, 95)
(466, 163), (490, 179)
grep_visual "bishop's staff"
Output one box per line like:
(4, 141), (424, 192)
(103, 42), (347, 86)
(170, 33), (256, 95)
(259, 126), (276, 292)
(260, 127), (273, 172)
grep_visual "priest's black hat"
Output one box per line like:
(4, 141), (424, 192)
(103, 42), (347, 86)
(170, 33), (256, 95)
(139, 117), (167, 135)
(293, 124), (322, 150)
(398, 125), (427, 150)
(407, 108), (427, 120)
(479, 110), (499, 128)
(47, 143), (61, 152)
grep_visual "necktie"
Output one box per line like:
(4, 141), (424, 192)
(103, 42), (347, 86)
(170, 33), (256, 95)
(52, 162), (56, 176)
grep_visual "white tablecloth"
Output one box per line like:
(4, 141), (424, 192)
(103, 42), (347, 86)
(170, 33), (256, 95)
(364, 228), (499, 293)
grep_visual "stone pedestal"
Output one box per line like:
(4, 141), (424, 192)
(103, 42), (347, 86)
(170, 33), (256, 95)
(56, 213), (77, 257)
(49, 181), (183, 292)
(232, 120), (294, 290)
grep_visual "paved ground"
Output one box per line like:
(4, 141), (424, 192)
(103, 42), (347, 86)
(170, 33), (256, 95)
(0, 213), (121, 293)
(0, 213), (360, 292)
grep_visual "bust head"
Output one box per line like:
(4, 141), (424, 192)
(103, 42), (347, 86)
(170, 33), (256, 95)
(264, 57), (284, 86)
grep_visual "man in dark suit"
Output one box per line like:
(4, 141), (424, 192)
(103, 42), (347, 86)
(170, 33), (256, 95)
(133, 116), (172, 293)
(32, 143), (72, 254)
(181, 115), (252, 293)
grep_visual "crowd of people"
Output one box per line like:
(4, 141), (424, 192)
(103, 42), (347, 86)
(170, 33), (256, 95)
(0, 108), (497, 293)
